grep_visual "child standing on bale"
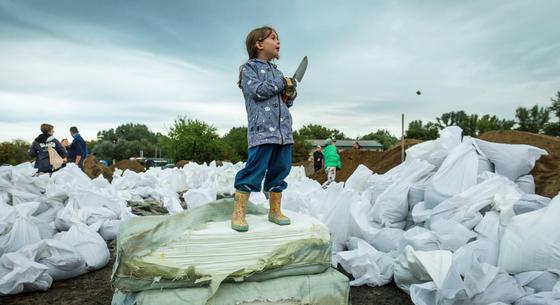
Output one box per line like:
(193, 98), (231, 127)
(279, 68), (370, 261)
(231, 26), (298, 232)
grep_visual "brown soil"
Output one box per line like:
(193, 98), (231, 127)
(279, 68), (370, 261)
(110, 160), (145, 174)
(175, 160), (189, 168)
(479, 130), (560, 198)
(313, 140), (421, 184)
(83, 155), (114, 181)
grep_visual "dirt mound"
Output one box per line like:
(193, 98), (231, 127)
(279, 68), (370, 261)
(83, 155), (113, 181)
(110, 159), (145, 173)
(176, 160), (189, 168)
(312, 139), (421, 184)
(479, 130), (560, 198)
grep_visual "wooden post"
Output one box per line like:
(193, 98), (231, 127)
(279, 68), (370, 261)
(401, 113), (405, 162)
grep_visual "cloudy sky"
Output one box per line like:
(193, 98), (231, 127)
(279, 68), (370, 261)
(1, 0), (559, 142)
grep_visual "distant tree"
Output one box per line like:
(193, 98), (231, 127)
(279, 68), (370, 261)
(360, 129), (398, 150)
(163, 117), (223, 163)
(436, 111), (478, 136)
(292, 131), (313, 163)
(405, 120), (439, 140)
(0, 140), (30, 165)
(97, 123), (158, 144)
(544, 91), (560, 136)
(476, 114), (515, 135)
(515, 105), (549, 133)
(222, 127), (248, 162)
(297, 124), (346, 140)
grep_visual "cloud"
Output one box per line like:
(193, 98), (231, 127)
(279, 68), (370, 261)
(1, 0), (559, 143)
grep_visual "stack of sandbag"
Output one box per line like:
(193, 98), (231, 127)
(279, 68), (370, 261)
(111, 199), (350, 305)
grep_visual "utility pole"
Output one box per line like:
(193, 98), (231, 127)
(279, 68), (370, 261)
(401, 113), (405, 162)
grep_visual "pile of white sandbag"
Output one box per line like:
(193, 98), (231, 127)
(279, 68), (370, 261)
(308, 126), (558, 305)
(0, 163), (132, 295)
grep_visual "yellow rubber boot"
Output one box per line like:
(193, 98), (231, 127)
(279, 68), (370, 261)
(231, 191), (249, 232)
(268, 192), (291, 225)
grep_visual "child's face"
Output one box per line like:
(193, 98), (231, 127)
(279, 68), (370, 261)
(256, 31), (280, 60)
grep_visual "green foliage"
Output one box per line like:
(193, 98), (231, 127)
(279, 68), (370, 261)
(476, 114), (515, 134)
(296, 124), (346, 140)
(436, 111), (479, 136)
(163, 116), (224, 163)
(93, 123), (165, 161)
(405, 120), (439, 140)
(0, 140), (30, 165)
(549, 91), (560, 119)
(515, 105), (550, 134)
(222, 127), (248, 163)
(544, 92), (560, 136)
(292, 131), (313, 163)
(97, 123), (158, 144)
(359, 129), (398, 150)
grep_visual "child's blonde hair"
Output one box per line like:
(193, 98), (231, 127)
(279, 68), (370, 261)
(238, 26), (278, 87)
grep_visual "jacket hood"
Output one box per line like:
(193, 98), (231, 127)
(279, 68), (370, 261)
(35, 133), (54, 143)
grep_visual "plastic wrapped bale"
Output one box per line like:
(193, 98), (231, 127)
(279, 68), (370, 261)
(111, 268), (349, 305)
(112, 199), (331, 293)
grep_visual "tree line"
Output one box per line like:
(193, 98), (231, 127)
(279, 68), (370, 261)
(1, 91), (558, 165)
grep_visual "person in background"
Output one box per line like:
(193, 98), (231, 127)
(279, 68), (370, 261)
(313, 145), (324, 173)
(68, 126), (88, 168)
(28, 123), (67, 174)
(322, 138), (341, 189)
(353, 140), (362, 150)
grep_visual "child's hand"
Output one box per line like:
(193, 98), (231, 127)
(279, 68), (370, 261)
(282, 77), (297, 102)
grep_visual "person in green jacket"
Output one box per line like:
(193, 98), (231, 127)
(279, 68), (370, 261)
(322, 138), (341, 188)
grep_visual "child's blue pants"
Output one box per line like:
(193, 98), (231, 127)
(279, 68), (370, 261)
(234, 144), (292, 193)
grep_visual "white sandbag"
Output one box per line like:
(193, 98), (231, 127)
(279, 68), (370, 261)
(0, 252), (52, 295)
(369, 159), (434, 228)
(434, 246), (526, 305)
(400, 226), (441, 252)
(99, 219), (121, 241)
(411, 201), (432, 224)
(515, 175), (535, 194)
(56, 221), (109, 271)
(394, 245), (453, 294)
(406, 126), (462, 168)
(154, 187), (184, 214)
(430, 174), (518, 229)
(17, 239), (88, 281)
(184, 188), (217, 209)
(345, 164), (373, 192)
(0, 202), (53, 255)
(492, 185), (524, 225)
(367, 228), (404, 253)
(514, 292), (560, 305)
(424, 138), (479, 209)
(336, 237), (394, 287)
(515, 270), (560, 293)
(513, 194), (550, 215)
(408, 174), (432, 211)
(499, 194), (560, 274)
(474, 139), (547, 182)
(318, 188), (355, 252)
(429, 218), (477, 252)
